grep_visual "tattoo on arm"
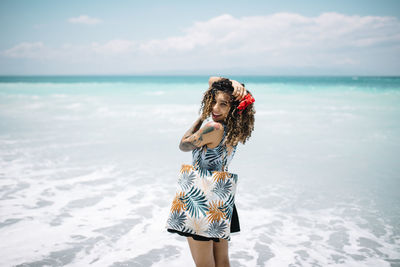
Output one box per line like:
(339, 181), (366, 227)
(182, 118), (203, 140)
(202, 126), (215, 135)
(180, 125), (216, 151)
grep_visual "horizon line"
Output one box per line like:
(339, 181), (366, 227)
(0, 74), (399, 77)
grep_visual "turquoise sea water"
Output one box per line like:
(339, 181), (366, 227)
(0, 76), (399, 266)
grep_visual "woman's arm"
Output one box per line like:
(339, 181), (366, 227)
(179, 117), (204, 151)
(179, 117), (223, 152)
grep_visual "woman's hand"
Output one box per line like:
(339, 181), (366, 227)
(230, 79), (247, 101)
(208, 76), (247, 101)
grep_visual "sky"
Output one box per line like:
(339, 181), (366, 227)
(0, 0), (399, 76)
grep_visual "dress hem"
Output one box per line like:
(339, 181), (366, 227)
(166, 227), (228, 242)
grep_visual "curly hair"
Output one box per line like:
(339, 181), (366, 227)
(198, 78), (255, 149)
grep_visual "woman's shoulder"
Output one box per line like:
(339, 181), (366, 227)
(204, 121), (224, 131)
(203, 121), (225, 149)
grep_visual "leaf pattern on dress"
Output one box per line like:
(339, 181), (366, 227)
(221, 194), (235, 222)
(167, 211), (186, 230)
(171, 191), (186, 213)
(204, 149), (221, 165)
(195, 177), (214, 199)
(212, 171), (229, 183)
(186, 216), (209, 236)
(230, 173), (238, 184)
(212, 179), (232, 199)
(183, 186), (209, 218)
(204, 159), (220, 172)
(196, 159), (214, 178)
(180, 164), (194, 174)
(207, 200), (226, 223)
(207, 220), (227, 237)
(178, 170), (196, 191)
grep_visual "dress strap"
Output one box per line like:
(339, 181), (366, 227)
(221, 124), (228, 172)
(221, 147), (228, 172)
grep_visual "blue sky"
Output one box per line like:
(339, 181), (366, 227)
(1, 0), (399, 75)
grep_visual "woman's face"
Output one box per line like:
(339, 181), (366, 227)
(211, 91), (231, 123)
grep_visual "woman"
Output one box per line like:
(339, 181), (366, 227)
(167, 76), (255, 267)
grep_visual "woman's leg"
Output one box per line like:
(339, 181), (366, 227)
(213, 239), (230, 267)
(187, 237), (215, 267)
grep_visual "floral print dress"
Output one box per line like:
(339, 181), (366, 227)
(166, 123), (240, 242)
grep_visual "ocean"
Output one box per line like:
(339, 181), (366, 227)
(0, 75), (399, 266)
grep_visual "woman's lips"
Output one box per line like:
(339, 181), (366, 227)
(212, 112), (221, 118)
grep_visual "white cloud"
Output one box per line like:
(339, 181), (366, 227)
(2, 42), (48, 59)
(134, 12), (400, 72)
(68, 15), (102, 25)
(139, 12), (400, 53)
(91, 40), (136, 54)
(2, 12), (400, 74)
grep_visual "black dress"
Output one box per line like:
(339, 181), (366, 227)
(167, 203), (240, 242)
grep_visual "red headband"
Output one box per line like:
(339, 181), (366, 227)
(237, 93), (255, 114)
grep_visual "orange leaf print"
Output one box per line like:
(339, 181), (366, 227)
(171, 191), (186, 213)
(212, 171), (229, 183)
(180, 164), (194, 174)
(206, 200), (226, 223)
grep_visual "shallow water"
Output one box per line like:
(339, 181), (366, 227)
(0, 76), (399, 266)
